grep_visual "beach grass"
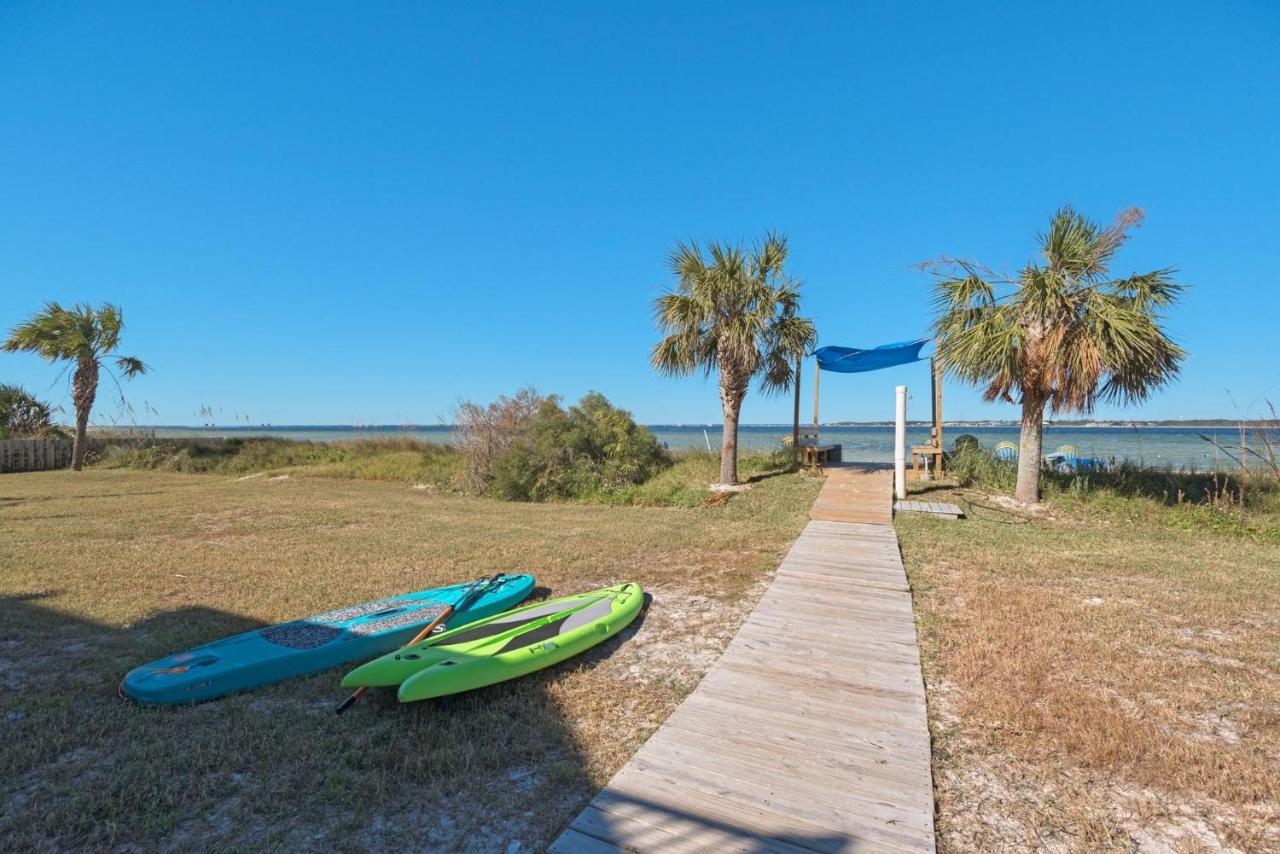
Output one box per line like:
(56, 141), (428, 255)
(897, 480), (1280, 851)
(94, 438), (795, 508)
(96, 436), (466, 487)
(0, 466), (820, 850)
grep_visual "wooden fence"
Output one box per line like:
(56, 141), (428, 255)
(0, 439), (75, 473)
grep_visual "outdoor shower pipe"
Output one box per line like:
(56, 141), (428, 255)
(894, 385), (907, 500)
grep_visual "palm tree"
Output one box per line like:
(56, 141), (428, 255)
(930, 207), (1185, 503)
(652, 233), (816, 486)
(0, 384), (63, 439)
(3, 303), (147, 470)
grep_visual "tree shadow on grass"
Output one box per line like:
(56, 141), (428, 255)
(0, 589), (623, 851)
(905, 481), (958, 497)
(0, 490), (165, 508)
(3, 585), (837, 852)
(743, 467), (797, 486)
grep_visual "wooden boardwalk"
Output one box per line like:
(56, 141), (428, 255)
(809, 463), (894, 525)
(551, 466), (935, 853)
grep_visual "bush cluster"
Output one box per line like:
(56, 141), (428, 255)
(0, 384), (65, 439)
(457, 390), (671, 501)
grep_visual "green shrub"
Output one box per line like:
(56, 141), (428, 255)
(0, 384), (65, 439)
(486, 392), (670, 501)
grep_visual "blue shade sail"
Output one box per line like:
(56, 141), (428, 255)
(813, 339), (929, 373)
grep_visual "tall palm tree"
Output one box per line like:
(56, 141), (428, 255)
(930, 207), (1185, 503)
(652, 233), (816, 486)
(3, 302), (147, 470)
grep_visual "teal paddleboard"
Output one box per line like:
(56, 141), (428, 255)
(121, 574), (535, 705)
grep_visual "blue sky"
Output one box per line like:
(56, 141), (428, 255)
(2, 2), (1277, 426)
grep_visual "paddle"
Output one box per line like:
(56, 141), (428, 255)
(334, 573), (504, 715)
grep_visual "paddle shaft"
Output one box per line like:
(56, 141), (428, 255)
(333, 574), (503, 715)
(334, 605), (454, 714)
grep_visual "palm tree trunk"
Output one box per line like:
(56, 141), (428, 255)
(719, 396), (741, 485)
(1015, 394), (1044, 503)
(70, 358), (98, 472)
(718, 368), (747, 486)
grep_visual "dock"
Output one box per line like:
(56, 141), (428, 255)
(551, 464), (936, 853)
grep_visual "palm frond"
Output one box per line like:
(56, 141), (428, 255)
(94, 303), (124, 353)
(668, 240), (706, 285)
(116, 356), (148, 378)
(754, 232), (788, 279)
(931, 273), (995, 312)
(1110, 268), (1184, 311)
(1040, 206), (1101, 278)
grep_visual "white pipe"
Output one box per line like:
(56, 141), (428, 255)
(894, 385), (907, 500)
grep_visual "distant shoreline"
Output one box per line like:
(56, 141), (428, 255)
(80, 421), (1270, 469)
(90, 419), (1275, 432)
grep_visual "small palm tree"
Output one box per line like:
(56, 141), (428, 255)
(652, 233), (816, 485)
(3, 303), (147, 470)
(930, 207), (1185, 503)
(0, 384), (63, 439)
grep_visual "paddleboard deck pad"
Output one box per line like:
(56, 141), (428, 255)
(341, 582), (643, 702)
(121, 574), (536, 705)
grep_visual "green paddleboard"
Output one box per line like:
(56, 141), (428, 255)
(341, 582), (643, 702)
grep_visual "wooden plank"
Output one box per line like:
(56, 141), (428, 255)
(893, 499), (964, 518)
(603, 765), (931, 854)
(658, 709), (934, 789)
(564, 803), (822, 854)
(691, 675), (930, 741)
(591, 768), (868, 852)
(672, 691), (933, 759)
(666, 694), (932, 761)
(618, 757), (932, 852)
(630, 743), (933, 835)
(548, 827), (625, 854)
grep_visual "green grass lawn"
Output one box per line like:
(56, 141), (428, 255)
(897, 482), (1280, 851)
(0, 467), (820, 851)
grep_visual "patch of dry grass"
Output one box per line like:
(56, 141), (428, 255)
(0, 468), (819, 851)
(897, 485), (1280, 852)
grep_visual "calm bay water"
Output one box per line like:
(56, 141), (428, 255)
(135, 424), (1267, 470)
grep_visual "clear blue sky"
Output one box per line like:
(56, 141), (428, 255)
(2, 2), (1277, 426)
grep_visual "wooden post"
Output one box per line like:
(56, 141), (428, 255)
(792, 355), (801, 464)
(933, 358), (944, 479)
